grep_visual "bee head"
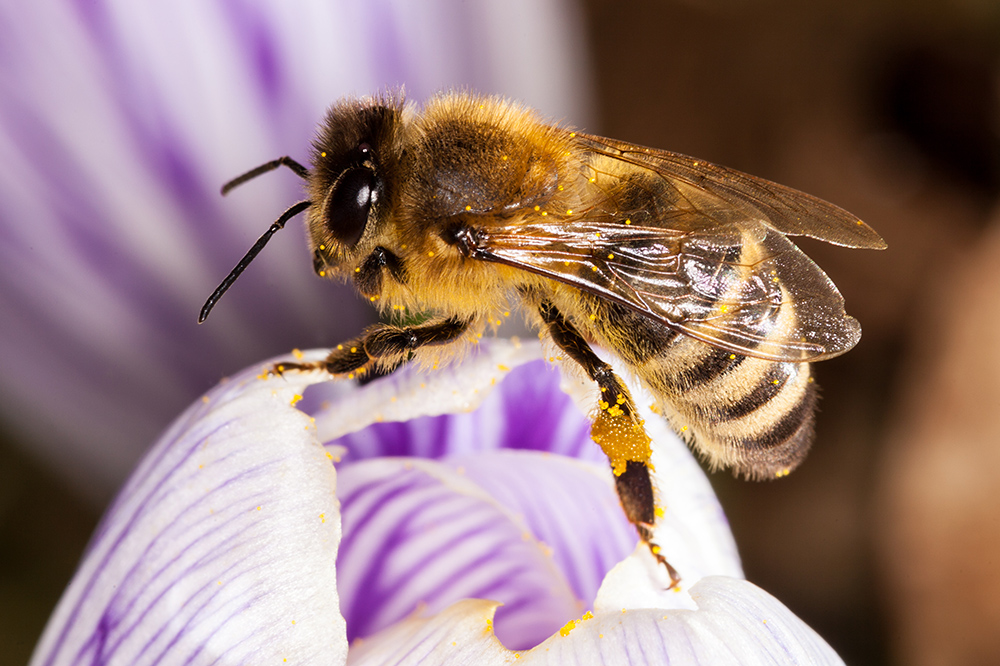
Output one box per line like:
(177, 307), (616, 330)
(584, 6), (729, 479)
(306, 97), (404, 275)
(199, 95), (404, 323)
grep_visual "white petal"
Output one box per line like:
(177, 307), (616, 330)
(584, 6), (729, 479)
(344, 578), (842, 665)
(31, 353), (346, 666)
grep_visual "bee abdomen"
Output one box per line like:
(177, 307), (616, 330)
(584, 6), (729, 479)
(587, 299), (818, 479)
(641, 336), (818, 479)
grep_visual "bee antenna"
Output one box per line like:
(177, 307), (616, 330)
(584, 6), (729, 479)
(199, 200), (312, 323)
(221, 156), (310, 195)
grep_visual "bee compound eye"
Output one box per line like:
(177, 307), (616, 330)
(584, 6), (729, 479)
(326, 167), (378, 247)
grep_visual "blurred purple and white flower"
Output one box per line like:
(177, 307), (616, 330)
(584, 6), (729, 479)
(31, 340), (844, 665)
(0, 0), (593, 501)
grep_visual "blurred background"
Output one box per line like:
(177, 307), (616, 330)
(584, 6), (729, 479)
(3, 0), (1000, 664)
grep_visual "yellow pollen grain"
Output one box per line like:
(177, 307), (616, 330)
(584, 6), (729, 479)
(681, 425), (688, 432)
(319, 513), (325, 523)
(355, 267), (361, 272)
(541, 211), (548, 216)
(608, 253), (614, 259)
(625, 218), (632, 224)
(502, 155), (508, 161)
(290, 394), (303, 406)
(534, 205), (540, 211)
(589, 313), (596, 320)
(775, 468), (791, 478)
(465, 205), (472, 212)
(350, 347), (357, 353)
(401, 244), (407, 249)
(591, 265), (598, 272)
(318, 270), (326, 277)
(570, 132), (577, 137)
(730, 354), (736, 359)
(558, 184), (564, 191)
(428, 251), (435, 257)
(559, 620), (578, 637)
(256, 505), (262, 511)
(321, 152), (327, 157)
(720, 305), (729, 313)
(497, 364), (510, 372)
(503, 311), (510, 317)
(292, 348), (304, 360)
(655, 506), (665, 518)
(337, 344), (344, 350)
(566, 209), (573, 215)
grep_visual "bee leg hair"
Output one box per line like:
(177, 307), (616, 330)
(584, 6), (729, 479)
(273, 317), (469, 376)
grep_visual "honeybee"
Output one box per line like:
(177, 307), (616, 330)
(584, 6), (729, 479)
(201, 91), (885, 585)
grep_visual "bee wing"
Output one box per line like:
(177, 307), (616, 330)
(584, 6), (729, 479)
(481, 217), (858, 362)
(574, 132), (887, 250)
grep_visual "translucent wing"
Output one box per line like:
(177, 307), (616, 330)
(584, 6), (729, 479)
(573, 132), (887, 250)
(471, 134), (883, 362)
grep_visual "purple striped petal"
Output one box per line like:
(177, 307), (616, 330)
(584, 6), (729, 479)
(345, 578), (843, 665)
(30, 352), (345, 666)
(336, 452), (636, 650)
(0, 0), (592, 502)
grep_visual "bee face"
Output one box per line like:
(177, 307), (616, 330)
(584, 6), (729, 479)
(305, 99), (404, 275)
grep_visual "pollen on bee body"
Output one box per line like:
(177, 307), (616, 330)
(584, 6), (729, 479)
(590, 406), (652, 476)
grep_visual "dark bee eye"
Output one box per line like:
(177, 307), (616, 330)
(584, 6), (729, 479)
(326, 167), (378, 246)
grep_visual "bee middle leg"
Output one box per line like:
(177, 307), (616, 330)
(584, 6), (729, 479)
(273, 317), (469, 377)
(537, 301), (679, 586)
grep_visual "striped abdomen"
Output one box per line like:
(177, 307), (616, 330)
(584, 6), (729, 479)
(593, 300), (817, 480)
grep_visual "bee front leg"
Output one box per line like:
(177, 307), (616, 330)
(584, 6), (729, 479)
(273, 317), (469, 378)
(537, 301), (680, 588)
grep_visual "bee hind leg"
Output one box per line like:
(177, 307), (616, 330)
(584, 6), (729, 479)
(537, 301), (680, 587)
(617, 461), (681, 588)
(272, 317), (469, 378)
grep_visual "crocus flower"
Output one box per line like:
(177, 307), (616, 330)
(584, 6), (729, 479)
(0, 0), (592, 501)
(31, 340), (844, 665)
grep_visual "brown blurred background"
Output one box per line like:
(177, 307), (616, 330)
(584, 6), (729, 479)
(578, 1), (1000, 665)
(5, 1), (1000, 664)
